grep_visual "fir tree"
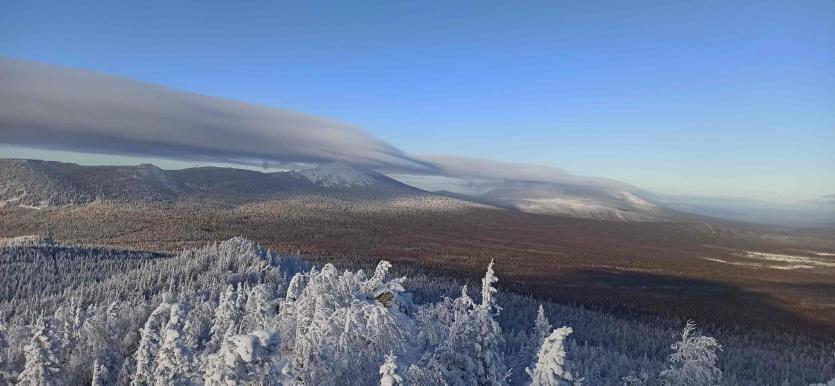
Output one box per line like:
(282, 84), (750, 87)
(526, 327), (575, 386)
(153, 303), (194, 385)
(379, 352), (403, 386)
(16, 316), (65, 386)
(660, 320), (722, 386)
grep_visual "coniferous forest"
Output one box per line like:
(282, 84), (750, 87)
(0, 236), (832, 386)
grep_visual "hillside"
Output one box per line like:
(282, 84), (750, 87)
(1, 158), (694, 222)
(460, 180), (674, 222)
(0, 159), (455, 207)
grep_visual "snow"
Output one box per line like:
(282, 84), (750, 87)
(612, 191), (657, 209)
(744, 251), (835, 268)
(702, 251), (835, 270)
(295, 162), (377, 187)
(811, 251), (835, 257)
(0, 235), (56, 248)
(515, 197), (656, 221)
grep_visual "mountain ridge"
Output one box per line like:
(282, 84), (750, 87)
(1, 158), (686, 222)
(0, 158), (426, 207)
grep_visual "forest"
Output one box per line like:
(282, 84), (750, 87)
(0, 236), (833, 385)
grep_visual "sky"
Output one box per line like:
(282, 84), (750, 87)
(1, 0), (833, 203)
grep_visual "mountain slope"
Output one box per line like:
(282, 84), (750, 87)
(0, 158), (680, 221)
(289, 162), (379, 187)
(436, 180), (676, 222)
(0, 159), (452, 207)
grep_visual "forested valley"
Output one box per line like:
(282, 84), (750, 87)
(0, 236), (832, 385)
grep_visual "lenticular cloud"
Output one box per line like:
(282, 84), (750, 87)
(0, 58), (432, 172)
(0, 58), (626, 189)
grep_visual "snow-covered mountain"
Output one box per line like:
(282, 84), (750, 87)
(0, 158), (459, 209)
(438, 180), (675, 222)
(290, 162), (379, 187)
(0, 158), (682, 221)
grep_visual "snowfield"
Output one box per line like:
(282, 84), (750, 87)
(702, 251), (835, 271)
(293, 162), (378, 187)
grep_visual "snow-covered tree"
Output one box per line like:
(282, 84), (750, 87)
(532, 305), (553, 351)
(241, 284), (273, 331)
(435, 262), (507, 386)
(16, 316), (65, 386)
(379, 352), (403, 386)
(204, 330), (289, 385)
(481, 259), (500, 313)
(132, 303), (171, 386)
(90, 359), (106, 386)
(207, 285), (238, 353)
(809, 378), (835, 386)
(0, 323), (13, 385)
(282, 263), (410, 385)
(660, 320), (722, 386)
(152, 303), (194, 385)
(526, 327), (575, 386)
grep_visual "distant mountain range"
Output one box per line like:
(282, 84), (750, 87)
(440, 180), (672, 222)
(1, 158), (682, 221)
(0, 159), (424, 206)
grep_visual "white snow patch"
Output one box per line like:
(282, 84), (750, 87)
(18, 204), (47, 210)
(744, 251), (835, 268)
(812, 251), (835, 257)
(613, 191), (657, 209)
(769, 265), (816, 270)
(295, 163), (377, 187)
(701, 258), (764, 268)
(0, 235), (56, 248)
(1, 192), (26, 207)
(515, 197), (656, 221)
(703, 253), (833, 270)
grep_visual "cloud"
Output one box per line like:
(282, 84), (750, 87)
(0, 58), (624, 190)
(0, 58), (435, 172)
(807, 193), (835, 206)
(412, 155), (635, 190)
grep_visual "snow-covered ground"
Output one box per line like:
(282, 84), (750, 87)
(745, 251), (835, 268)
(294, 162), (378, 187)
(514, 196), (656, 222)
(702, 251), (835, 270)
(0, 234), (55, 247)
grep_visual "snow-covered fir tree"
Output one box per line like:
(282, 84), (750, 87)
(660, 320), (722, 386)
(131, 303), (171, 386)
(0, 323), (13, 385)
(90, 359), (106, 386)
(204, 330), (288, 385)
(152, 303), (194, 385)
(434, 261), (507, 386)
(379, 352), (403, 386)
(207, 285), (239, 353)
(16, 316), (65, 386)
(526, 327), (575, 386)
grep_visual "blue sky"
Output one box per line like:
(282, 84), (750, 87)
(1, 0), (833, 202)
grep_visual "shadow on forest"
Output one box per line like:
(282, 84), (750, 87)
(501, 268), (835, 340)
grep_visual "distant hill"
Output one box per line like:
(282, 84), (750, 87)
(0, 158), (694, 221)
(436, 180), (681, 222)
(0, 159), (433, 207)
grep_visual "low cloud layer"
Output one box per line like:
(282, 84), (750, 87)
(0, 58), (433, 172)
(416, 155), (633, 190)
(809, 194), (835, 205)
(0, 58), (622, 189)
